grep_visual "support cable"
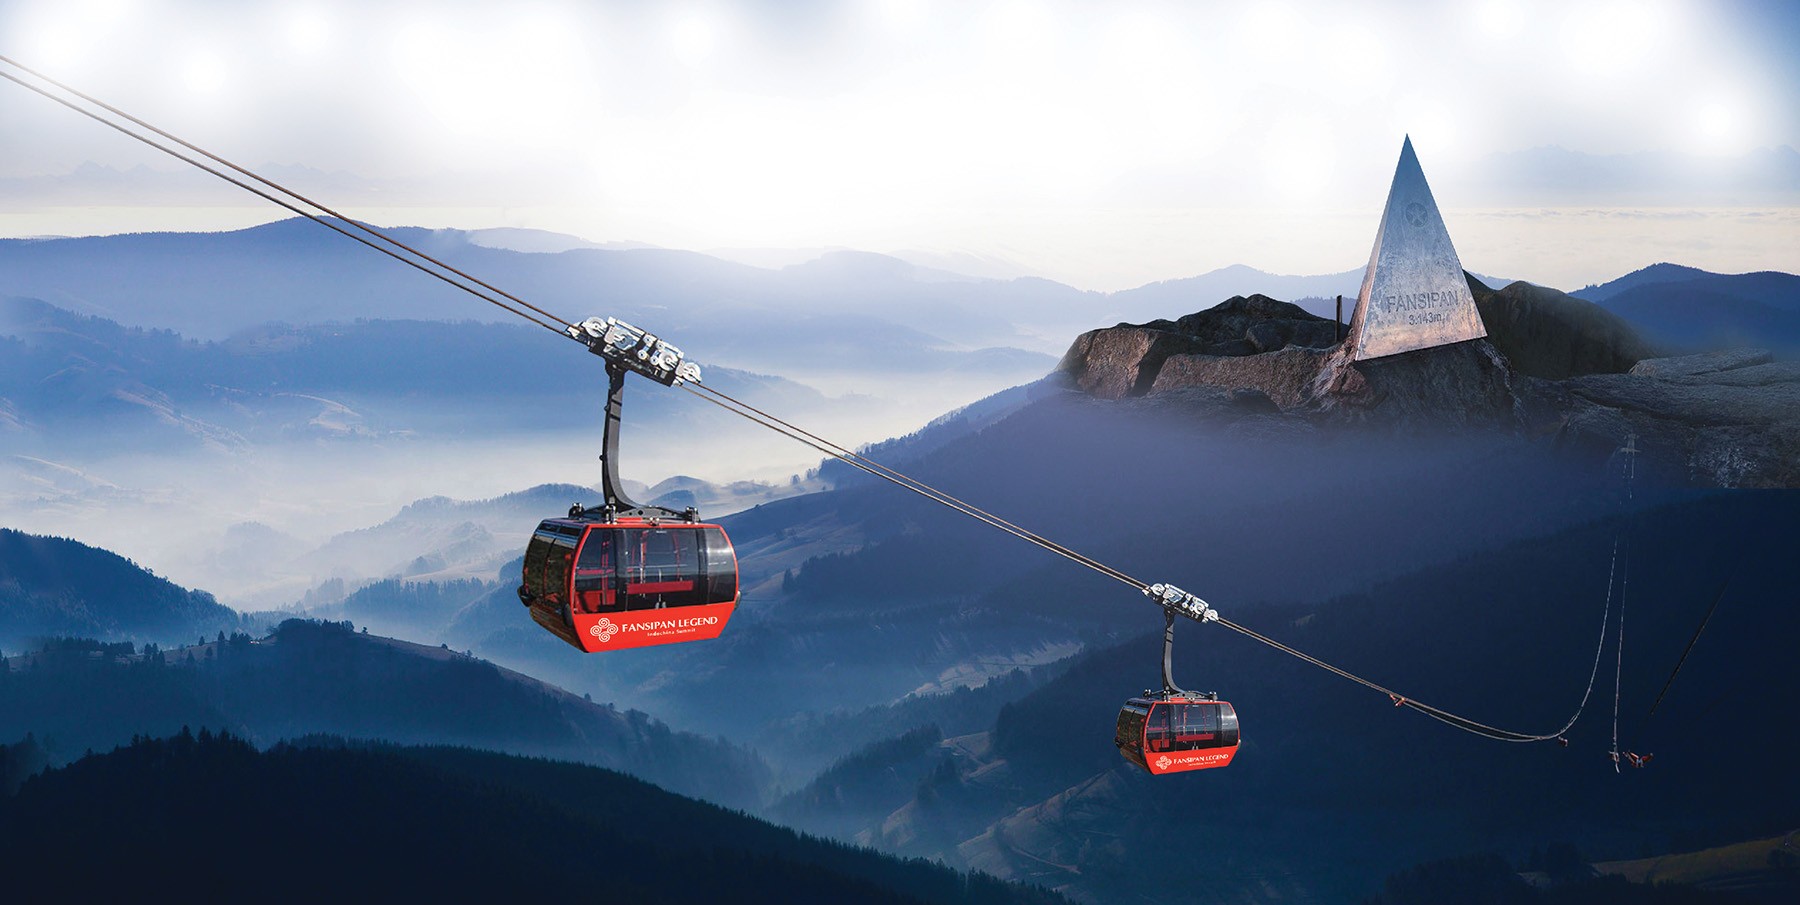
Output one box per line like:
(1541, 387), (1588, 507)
(1648, 579), (1729, 717)
(679, 383), (1144, 590)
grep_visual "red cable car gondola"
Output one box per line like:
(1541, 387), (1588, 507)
(518, 318), (740, 652)
(520, 512), (738, 652)
(1115, 694), (1240, 775)
(1115, 610), (1241, 774)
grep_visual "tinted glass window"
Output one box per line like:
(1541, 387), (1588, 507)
(617, 527), (706, 609)
(1146, 704), (1172, 751)
(1115, 703), (1148, 752)
(542, 528), (577, 602)
(522, 526), (558, 599)
(1169, 703), (1223, 750)
(702, 527), (738, 605)
(572, 529), (618, 612)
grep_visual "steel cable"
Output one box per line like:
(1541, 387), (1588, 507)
(680, 383), (1145, 590)
(684, 382), (1145, 589)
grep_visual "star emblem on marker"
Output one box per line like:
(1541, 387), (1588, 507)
(1404, 201), (1427, 228)
(590, 618), (618, 643)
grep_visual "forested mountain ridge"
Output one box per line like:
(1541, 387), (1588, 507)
(1573, 264), (1800, 356)
(0, 730), (1069, 904)
(0, 528), (242, 650)
(831, 490), (1800, 904)
(0, 618), (772, 810)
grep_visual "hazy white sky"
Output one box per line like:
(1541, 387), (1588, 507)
(2, 0), (1797, 290)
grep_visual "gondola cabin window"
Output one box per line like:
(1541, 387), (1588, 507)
(573, 530), (617, 612)
(619, 527), (704, 608)
(562, 524), (739, 611)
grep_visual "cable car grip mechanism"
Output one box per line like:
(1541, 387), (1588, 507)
(568, 316), (702, 387)
(1146, 582), (1219, 625)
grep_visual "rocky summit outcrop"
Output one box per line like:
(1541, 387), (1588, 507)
(1522, 350), (1800, 488)
(1055, 282), (1800, 487)
(1057, 294), (1342, 403)
(1058, 289), (1518, 428)
(1306, 337), (1518, 427)
(1471, 278), (1657, 379)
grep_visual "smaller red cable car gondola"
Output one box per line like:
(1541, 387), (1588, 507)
(1115, 609), (1241, 775)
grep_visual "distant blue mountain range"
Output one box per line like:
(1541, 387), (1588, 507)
(1575, 263), (1800, 355)
(0, 219), (1509, 360)
(0, 219), (1086, 367)
(0, 295), (829, 452)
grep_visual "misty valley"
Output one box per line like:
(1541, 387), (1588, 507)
(3, 219), (1798, 904)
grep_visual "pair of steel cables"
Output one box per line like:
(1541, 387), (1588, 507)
(0, 52), (1617, 747)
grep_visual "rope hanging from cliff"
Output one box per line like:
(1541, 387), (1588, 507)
(2, 53), (1615, 749)
(1609, 438), (1639, 770)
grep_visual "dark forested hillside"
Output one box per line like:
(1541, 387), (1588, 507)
(339, 576), (495, 639)
(0, 528), (241, 650)
(774, 725), (949, 837)
(460, 380), (1685, 777)
(756, 663), (1070, 780)
(0, 619), (771, 809)
(0, 731), (1068, 905)
(1363, 850), (1756, 905)
(842, 490), (1800, 903)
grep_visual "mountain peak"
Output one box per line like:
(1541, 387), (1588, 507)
(1584, 262), (1716, 296)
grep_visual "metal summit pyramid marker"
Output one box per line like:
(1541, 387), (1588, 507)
(1345, 136), (1487, 361)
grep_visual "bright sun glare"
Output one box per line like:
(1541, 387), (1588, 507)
(670, 6), (723, 68)
(280, 6), (332, 56)
(0, 0), (1792, 290)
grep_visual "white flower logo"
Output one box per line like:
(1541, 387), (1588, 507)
(1155, 755), (1172, 771)
(590, 618), (618, 643)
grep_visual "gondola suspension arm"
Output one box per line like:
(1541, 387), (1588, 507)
(567, 316), (702, 521)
